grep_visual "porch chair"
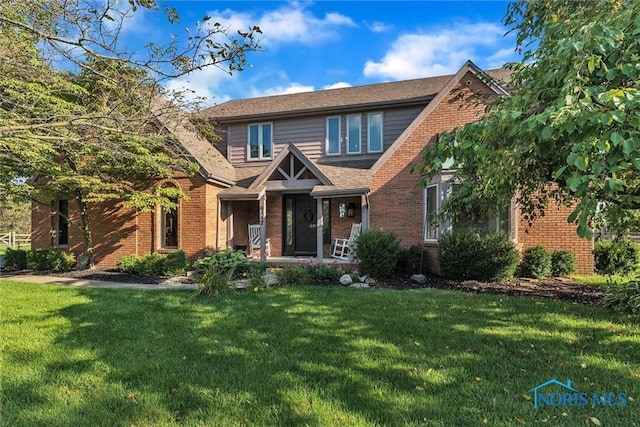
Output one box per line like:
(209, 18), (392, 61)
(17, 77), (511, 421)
(248, 224), (270, 258)
(331, 223), (361, 261)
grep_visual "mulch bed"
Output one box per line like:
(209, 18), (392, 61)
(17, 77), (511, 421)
(46, 269), (607, 307)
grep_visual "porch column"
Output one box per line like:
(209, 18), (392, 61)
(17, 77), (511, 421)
(226, 201), (234, 249)
(361, 194), (369, 230)
(260, 194), (267, 263)
(316, 197), (324, 262)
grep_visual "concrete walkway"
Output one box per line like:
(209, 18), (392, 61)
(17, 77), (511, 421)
(0, 273), (198, 290)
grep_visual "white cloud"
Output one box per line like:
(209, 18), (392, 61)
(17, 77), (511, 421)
(164, 67), (237, 106)
(204, 3), (356, 47)
(367, 21), (393, 33)
(363, 22), (512, 80)
(250, 83), (315, 97)
(323, 82), (352, 90)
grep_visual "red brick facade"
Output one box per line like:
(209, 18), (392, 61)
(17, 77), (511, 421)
(370, 71), (594, 274)
(31, 173), (224, 268)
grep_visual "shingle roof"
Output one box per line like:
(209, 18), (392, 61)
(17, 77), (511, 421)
(151, 98), (235, 184)
(200, 68), (511, 122)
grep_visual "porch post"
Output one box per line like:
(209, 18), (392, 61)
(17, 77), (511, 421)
(361, 194), (369, 230)
(260, 194), (267, 263)
(316, 197), (323, 262)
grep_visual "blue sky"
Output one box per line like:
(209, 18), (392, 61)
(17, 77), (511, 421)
(126, 1), (519, 105)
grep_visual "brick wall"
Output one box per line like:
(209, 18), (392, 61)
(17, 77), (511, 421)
(370, 71), (594, 275)
(31, 173), (223, 268)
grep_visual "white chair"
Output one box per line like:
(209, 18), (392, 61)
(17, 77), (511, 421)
(332, 223), (361, 260)
(248, 224), (270, 258)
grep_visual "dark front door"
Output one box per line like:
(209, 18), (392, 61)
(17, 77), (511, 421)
(283, 194), (317, 256)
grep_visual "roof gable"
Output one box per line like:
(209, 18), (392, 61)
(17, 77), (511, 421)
(249, 143), (332, 189)
(370, 60), (509, 174)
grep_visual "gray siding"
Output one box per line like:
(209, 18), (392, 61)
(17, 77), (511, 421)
(227, 105), (424, 166)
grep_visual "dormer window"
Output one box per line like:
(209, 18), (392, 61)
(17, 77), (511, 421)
(248, 123), (273, 160)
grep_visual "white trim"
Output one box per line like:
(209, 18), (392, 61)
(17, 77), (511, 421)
(367, 112), (384, 153)
(346, 114), (362, 154)
(325, 116), (341, 156)
(423, 184), (439, 242)
(247, 122), (273, 160)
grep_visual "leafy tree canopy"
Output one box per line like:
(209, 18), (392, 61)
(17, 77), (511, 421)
(0, 0), (261, 264)
(415, 0), (640, 238)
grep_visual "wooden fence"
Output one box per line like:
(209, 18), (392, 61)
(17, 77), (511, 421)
(0, 231), (32, 249)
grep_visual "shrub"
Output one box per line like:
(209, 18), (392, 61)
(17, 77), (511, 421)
(117, 254), (141, 274)
(309, 264), (345, 283)
(4, 248), (28, 270)
(163, 250), (189, 276)
(593, 239), (640, 275)
(551, 250), (576, 277)
(196, 265), (234, 296)
(118, 251), (187, 276)
(27, 249), (75, 272)
(193, 249), (247, 276)
(396, 245), (430, 274)
(275, 264), (311, 287)
(356, 228), (402, 279)
(602, 281), (640, 314)
(438, 230), (519, 282)
(520, 246), (552, 279)
(236, 261), (267, 278)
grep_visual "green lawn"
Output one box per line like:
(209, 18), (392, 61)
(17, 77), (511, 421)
(572, 273), (637, 287)
(1, 281), (638, 426)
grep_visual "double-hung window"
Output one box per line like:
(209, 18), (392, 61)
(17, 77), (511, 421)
(248, 123), (273, 160)
(346, 115), (361, 154)
(367, 112), (383, 153)
(326, 117), (341, 155)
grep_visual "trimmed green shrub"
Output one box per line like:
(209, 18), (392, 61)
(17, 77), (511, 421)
(27, 249), (75, 272)
(193, 249), (247, 276)
(438, 229), (519, 282)
(117, 254), (140, 274)
(356, 228), (402, 279)
(163, 250), (189, 276)
(396, 245), (430, 275)
(117, 251), (187, 276)
(551, 250), (576, 277)
(520, 246), (552, 279)
(4, 248), (28, 270)
(275, 264), (311, 287)
(236, 261), (268, 278)
(593, 239), (640, 275)
(602, 281), (640, 314)
(309, 264), (345, 283)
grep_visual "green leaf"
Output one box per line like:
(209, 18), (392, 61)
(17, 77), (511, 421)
(567, 174), (583, 190)
(622, 138), (637, 155)
(575, 156), (588, 171)
(610, 132), (624, 146)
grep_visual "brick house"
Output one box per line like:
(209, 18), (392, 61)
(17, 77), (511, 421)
(31, 61), (594, 273)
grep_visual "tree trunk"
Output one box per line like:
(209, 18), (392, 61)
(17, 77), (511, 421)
(76, 189), (94, 269)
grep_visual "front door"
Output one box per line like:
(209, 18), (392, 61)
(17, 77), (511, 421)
(283, 194), (317, 256)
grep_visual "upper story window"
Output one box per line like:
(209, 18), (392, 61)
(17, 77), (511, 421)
(346, 114), (361, 154)
(367, 112), (383, 153)
(248, 123), (272, 160)
(326, 117), (341, 155)
(55, 199), (69, 247)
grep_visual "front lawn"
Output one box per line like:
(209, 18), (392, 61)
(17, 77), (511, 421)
(1, 281), (638, 426)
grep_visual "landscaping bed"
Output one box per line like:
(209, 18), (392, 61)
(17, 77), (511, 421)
(45, 268), (607, 306)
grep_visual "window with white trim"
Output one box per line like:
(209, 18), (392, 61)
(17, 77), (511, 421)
(346, 114), (361, 154)
(326, 116), (341, 155)
(367, 112), (383, 153)
(424, 185), (438, 240)
(424, 181), (511, 241)
(248, 123), (273, 160)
